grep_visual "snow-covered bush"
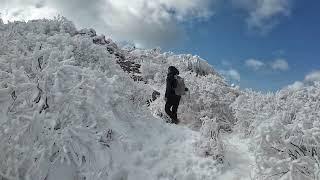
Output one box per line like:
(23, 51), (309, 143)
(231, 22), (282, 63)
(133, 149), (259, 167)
(8, 15), (320, 180)
(0, 18), (157, 180)
(122, 46), (239, 165)
(197, 117), (225, 163)
(232, 83), (320, 179)
(125, 47), (239, 128)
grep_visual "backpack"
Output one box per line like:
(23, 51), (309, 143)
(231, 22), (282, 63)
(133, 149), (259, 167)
(174, 75), (186, 96)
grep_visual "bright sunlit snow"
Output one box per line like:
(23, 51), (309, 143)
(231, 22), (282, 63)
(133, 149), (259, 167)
(0, 18), (320, 180)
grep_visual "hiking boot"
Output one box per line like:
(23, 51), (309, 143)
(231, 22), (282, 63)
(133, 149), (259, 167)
(172, 118), (180, 124)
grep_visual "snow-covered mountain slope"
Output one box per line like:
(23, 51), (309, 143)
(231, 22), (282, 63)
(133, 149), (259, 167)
(1, 17), (319, 180)
(119, 46), (239, 129)
(0, 18), (239, 180)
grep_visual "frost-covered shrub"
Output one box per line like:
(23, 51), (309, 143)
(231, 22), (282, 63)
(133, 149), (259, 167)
(123, 46), (239, 166)
(232, 83), (320, 179)
(196, 117), (225, 163)
(140, 61), (164, 83)
(232, 90), (275, 137)
(0, 17), (241, 179)
(167, 54), (216, 76)
(0, 18), (156, 180)
(126, 47), (238, 128)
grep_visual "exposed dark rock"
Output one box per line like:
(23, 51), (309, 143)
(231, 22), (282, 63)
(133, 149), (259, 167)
(77, 28), (96, 37)
(146, 90), (161, 106)
(85, 32), (145, 83)
(107, 47), (114, 54)
(131, 75), (144, 82)
(93, 35), (108, 45)
(152, 90), (160, 101)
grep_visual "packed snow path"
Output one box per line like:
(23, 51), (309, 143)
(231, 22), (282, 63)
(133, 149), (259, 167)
(217, 134), (255, 180)
(108, 117), (256, 180)
(118, 124), (222, 180)
(98, 103), (256, 180)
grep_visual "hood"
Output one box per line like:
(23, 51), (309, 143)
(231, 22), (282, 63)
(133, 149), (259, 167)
(168, 66), (179, 75)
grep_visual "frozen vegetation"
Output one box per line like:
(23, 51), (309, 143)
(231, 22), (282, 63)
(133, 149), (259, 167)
(0, 17), (319, 180)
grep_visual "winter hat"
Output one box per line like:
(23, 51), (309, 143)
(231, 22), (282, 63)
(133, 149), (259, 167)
(168, 66), (179, 75)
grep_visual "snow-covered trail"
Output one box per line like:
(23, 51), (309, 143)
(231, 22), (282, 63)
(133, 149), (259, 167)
(216, 134), (256, 180)
(108, 105), (255, 180)
(112, 119), (223, 180)
(119, 119), (256, 180)
(107, 89), (255, 180)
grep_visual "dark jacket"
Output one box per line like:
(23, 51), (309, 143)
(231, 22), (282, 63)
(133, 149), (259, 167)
(165, 66), (179, 98)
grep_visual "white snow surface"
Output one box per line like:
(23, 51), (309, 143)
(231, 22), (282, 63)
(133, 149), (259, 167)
(3, 17), (320, 180)
(216, 134), (255, 180)
(0, 18), (250, 180)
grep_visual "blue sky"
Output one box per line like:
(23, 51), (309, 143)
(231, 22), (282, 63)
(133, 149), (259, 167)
(164, 1), (320, 91)
(1, 0), (320, 92)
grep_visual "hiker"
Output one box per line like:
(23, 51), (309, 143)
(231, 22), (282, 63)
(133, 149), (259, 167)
(165, 66), (188, 124)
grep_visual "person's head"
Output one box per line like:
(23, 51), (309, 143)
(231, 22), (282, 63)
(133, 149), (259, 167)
(168, 66), (179, 75)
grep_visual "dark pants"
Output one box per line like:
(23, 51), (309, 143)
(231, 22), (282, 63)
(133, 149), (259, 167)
(165, 95), (181, 124)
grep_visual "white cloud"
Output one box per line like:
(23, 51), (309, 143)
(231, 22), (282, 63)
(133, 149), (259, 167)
(0, 0), (293, 45)
(221, 69), (241, 82)
(286, 81), (304, 90)
(0, 0), (215, 47)
(244, 58), (290, 72)
(285, 70), (320, 90)
(305, 71), (320, 82)
(271, 59), (289, 71)
(245, 58), (265, 70)
(0, 0), (57, 23)
(232, 0), (291, 33)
